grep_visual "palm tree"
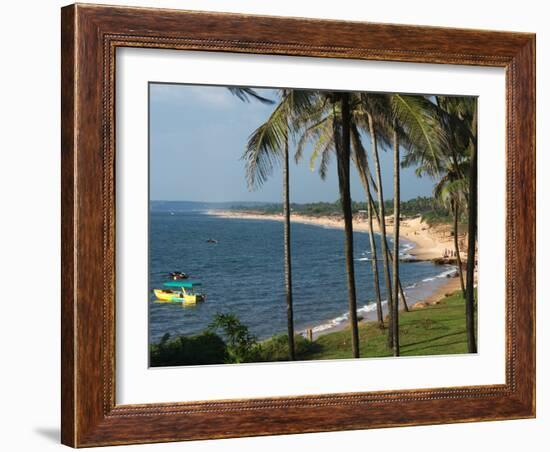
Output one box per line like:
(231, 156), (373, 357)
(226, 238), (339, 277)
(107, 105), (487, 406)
(299, 94), (409, 341)
(433, 162), (468, 295)
(364, 187), (409, 313)
(391, 117), (400, 356)
(465, 140), (477, 353)
(227, 87), (274, 105)
(437, 96), (478, 353)
(328, 92), (359, 358)
(293, 92), (360, 357)
(376, 93), (447, 351)
(333, 92), (360, 358)
(350, 124), (384, 329)
(463, 102), (478, 354)
(436, 96), (477, 353)
(242, 89), (312, 360)
(398, 94), (478, 353)
(361, 93), (395, 348)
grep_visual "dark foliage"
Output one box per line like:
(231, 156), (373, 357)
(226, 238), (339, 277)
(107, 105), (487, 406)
(149, 331), (228, 367)
(229, 196), (451, 222)
(208, 313), (261, 363)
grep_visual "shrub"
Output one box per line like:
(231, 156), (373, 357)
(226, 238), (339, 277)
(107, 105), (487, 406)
(149, 331), (228, 367)
(208, 313), (259, 363)
(256, 334), (320, 362)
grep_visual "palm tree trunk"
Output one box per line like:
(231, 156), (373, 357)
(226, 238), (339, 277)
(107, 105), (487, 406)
(367, 192), (409, 312)
(399, 279), (409, 312)
(367, 112), (394, 349)
(366, 187), (384, 329)
(350, 126), (384, 329)
(334, 94), (360, 358)
(453, 200), (466, 296)
(283, 130), (295, 360)
(392, 123), (400, 357)
(465, 138), (477, 353)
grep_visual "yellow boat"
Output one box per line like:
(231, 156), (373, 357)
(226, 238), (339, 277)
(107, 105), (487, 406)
(153, 280), (205, 305)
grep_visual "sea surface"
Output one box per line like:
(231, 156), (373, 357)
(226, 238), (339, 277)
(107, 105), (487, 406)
(149, 210), (456, 343)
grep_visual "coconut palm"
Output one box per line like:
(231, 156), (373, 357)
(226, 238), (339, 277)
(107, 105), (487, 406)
(297, 95), (410, 336)
(432, 96), (475, 294)
(364, 186), (410, 313)
(436, 96), (478, 353)
(399, 94), (478, 353)
(433, 162), (469, 295)
(356, 95), (392, 346)
(362, 93), (449, 352)
(293, 92), (361, 357)
(391, 117), (401, 356)
(241, 89), (312, 360)
(350, 124), (384, 329)
(333, 92), (360, 358)
(451, 98), (478, 354)
(465, 137), (477, 354)
(296, 91), (463, 356)
(227, 87), (274, 105)
(388, 93), (445, 354)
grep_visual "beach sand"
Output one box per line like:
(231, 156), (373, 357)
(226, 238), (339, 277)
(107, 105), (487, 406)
(409, 274), (462, 308)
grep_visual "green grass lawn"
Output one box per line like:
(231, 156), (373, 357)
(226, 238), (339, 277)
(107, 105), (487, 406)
(300, 290), (475, 360)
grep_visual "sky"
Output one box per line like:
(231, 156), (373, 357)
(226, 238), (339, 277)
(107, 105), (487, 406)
(149, 83), (436, 204)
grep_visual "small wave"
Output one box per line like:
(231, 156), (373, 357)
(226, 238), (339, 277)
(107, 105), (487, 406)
(436, 266), (458, 279)
(357, 302), (381, 315)
(311, 315), (347, 334)
(400, 243), (414, 251)
(420, 266), (457, 284)
(309, 301), (387, 334)
(398, 242), (415, 258)
(306, 267), (457, 337)
(311, 324), (333, 334)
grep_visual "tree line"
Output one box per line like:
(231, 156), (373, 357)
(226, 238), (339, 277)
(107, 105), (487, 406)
(231, 196), (456, 223)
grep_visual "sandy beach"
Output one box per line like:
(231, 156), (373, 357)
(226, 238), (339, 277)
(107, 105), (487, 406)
(207, 209), (466, 261)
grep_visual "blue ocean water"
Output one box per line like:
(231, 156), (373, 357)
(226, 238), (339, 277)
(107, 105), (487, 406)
(148, 210), (455, 343)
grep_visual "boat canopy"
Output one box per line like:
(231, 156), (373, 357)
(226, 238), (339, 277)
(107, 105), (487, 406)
(163, 280), (202, 288)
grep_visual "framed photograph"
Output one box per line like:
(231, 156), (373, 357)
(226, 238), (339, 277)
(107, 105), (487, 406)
(61, 3), (536, 447)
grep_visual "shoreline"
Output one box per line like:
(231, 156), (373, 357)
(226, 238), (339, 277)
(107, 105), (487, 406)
(206, 208), (465, 340)
(206, 209), (464, 261)
(299, 272), (462, 340)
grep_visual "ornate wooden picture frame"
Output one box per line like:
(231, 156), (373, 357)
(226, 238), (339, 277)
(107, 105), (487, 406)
(61, 3), (535, 447)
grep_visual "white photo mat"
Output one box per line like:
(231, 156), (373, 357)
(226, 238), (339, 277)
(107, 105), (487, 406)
(116, 48), (506, 405)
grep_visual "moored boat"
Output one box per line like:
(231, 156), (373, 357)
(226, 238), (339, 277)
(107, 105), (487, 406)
(153, 280), (205, 305)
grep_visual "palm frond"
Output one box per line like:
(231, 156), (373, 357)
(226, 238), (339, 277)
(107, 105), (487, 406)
(294, 115), (331, 163)
(242, 97), (290, 189)
(392, 94), (445, 174)
(227, 87), (274, 104)
(350, 122), (378, 195)
(318, 140), (334, 180)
